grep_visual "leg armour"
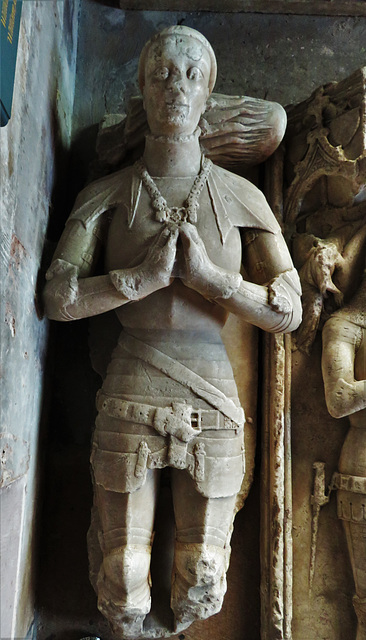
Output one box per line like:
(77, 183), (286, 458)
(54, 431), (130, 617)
(97, 545), (151, 637)
(171, 542), (230, 629)
(335, 469), (366, 640)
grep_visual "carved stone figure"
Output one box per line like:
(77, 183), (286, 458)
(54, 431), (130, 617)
(257, 65), (365, 638)
(293, 219), (366, 353)
(322, 262), (366, 640)
(43, 26), (302, 638)
(282, 67), (366, 355)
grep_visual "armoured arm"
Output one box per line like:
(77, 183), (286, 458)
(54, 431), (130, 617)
(221, 228), (302, 332)
(43, 217), (128, 321)
(218, 268), (301, 333)
(179, 223), (302, 334)
(44, 217), (178, 322)
(322, 317), (366, 419)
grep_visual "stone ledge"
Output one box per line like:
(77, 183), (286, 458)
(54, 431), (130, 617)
(117, 0), (366, 16)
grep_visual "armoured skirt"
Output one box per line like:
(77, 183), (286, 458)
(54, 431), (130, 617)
(91, 329), (245, 499)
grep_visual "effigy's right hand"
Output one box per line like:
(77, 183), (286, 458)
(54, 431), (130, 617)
(142, 225), (178, 283)
(109, 226), (178, 300)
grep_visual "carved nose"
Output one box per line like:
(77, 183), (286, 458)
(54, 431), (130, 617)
(167, 73), (185, 93)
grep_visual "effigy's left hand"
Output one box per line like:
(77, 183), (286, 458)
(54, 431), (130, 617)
(179, 223), (241, 299)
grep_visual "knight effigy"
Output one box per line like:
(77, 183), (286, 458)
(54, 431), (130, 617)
(44, 26), (302, 639)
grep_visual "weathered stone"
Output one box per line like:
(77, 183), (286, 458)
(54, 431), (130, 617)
(94, 93), (286, 175)
(0, 1), (80, 637)
(280, 64), (366, 640)
(117, 0), (366, 17)
(322, 275), (366, 640)
(284, 67), (366, 354)
(44, 25), (301, 638)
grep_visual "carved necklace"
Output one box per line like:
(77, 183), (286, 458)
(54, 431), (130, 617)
(135, 156), (212, 224)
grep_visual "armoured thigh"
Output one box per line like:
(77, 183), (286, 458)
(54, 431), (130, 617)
(91, 399), (166, 494)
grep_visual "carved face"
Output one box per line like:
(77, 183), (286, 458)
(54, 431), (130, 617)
(142, 35), (211, 136)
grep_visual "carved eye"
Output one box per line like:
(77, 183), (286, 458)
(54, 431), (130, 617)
(154, 67), (169, 80)
(187, 67), (202, 81)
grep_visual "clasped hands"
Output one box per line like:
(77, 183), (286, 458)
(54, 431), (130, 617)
(109, 223), (241, 302)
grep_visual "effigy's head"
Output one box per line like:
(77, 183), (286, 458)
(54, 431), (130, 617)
(138, 26), (217, 136)
(332, 249), (366, 329)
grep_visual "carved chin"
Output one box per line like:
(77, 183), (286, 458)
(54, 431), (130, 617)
(166, 112), (188, 126)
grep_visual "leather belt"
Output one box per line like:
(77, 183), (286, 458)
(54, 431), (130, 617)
(96, 391), (240, 436)
(331, 472), (366, 495)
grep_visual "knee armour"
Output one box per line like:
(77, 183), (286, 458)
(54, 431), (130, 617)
(171, 542), (230, 628)
(97, 545), (151, 637)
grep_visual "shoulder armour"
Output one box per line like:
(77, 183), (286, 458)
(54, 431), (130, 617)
(68, 166), (135, 228)
(208, 164), (280, 243)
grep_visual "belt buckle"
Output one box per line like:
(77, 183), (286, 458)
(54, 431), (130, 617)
(191, 410), (202, 432)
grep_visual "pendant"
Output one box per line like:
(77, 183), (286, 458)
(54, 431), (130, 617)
(169, 207), (188, 224)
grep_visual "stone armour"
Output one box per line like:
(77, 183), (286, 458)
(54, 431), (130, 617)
(91, 329), (245, 500)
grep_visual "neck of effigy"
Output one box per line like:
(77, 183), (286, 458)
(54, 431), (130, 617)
(143, 128), (202, 177)
(339, 269), (366, 329)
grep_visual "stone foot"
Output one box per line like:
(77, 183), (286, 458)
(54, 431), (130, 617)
(97, 590), (149, 638)
(171, 543), (230, 629)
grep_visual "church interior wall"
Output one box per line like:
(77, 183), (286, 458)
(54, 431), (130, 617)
(0, 1), (80, 637)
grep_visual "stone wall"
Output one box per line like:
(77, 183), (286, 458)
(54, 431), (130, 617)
(0, 1), (80, 637)
(73, 5), (366, 133)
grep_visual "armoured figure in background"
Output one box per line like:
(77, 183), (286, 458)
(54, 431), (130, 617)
(322, 263), (366, 640)
(44, 26), (302, 638)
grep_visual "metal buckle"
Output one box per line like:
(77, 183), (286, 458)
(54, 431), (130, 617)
(191, 410), (202, 431)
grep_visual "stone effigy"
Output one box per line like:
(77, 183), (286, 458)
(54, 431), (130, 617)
(322, 263), (366, 640)
(279, 66), (366, 638)
(44, 26), (301, 639)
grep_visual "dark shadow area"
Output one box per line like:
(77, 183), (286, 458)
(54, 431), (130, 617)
(35, 320), (110, 640)
(89, 0), (120, 7)
(35, 101), (107, 639)
(147, 477), (176, 635)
